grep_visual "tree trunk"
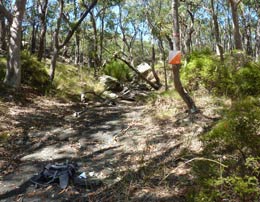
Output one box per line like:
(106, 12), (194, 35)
(74, 33), (80, 65)
(49, 0), (98, 81)
(30, 20), (37, 54)
(158, 39), (168, 90)
(90, 11), (99, 68)
(229, 0), (243, 50)
(50, 48), (58, 82)
(151, 39), (161, 88)
(37, 0), (48, 61)
(49, 0), (63, 82)
(172, 0), (197, 113)
(4, 0), (27, 88)
(186, 8), (194, 54)
(211, 0), (224, 62)
(73, 0), (80, 66)
(99, 6), (106, 66)
(0, 13), (7, 51)
(256, 8), (260, 60)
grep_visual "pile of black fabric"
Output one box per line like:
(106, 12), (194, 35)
(30, 162), (102, 189)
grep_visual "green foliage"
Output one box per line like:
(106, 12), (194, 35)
(232, 63), (260, 97)
(181, 50), (260, 99)
(181, 50), (225, 92)
(103, 60), (132, 82)
(204, 97), (260, 156)
(189, 97), (260, 201)
(21, 51), (50, 92)
(0, 57), (6, 81)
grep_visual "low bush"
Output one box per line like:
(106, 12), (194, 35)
(181, 51), (260, 99)
(103, 60), (132, 82)
(21, 51), (50, 92)
(0, 57), (6, 81)
(189, 97), (260, 201)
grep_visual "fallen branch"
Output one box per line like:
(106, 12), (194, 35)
(159, 157), (227, 184)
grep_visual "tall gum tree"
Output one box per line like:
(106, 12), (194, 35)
(229, 0), (243, 50)
(37, 0), (49, 61)
(0, 0), (27, 88)
(172, 0), (197, 113)
(256, 3), (260, 60)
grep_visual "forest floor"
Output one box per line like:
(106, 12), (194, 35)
(0, 86), (225, 202)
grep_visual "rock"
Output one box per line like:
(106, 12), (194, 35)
(103, 91), (118, 100)
(137, 62), (151, 75)
(99, 75), (123, 92)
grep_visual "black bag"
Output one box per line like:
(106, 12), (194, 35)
(30, 163), (77, 189)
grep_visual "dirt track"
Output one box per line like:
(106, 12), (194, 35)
(0, 88), (221, 201)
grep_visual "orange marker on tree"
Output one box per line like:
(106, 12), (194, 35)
(168, 50), (181, 64)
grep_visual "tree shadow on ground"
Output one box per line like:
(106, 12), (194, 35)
(0, 89), (219, 201)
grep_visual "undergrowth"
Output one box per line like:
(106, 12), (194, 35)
(103, 60), (132, 82)
(189, 97), (260, 201)
(181, 50), (260, 99)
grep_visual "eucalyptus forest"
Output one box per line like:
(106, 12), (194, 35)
(1, 0), (260, 201)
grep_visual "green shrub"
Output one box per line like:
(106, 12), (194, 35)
(182, 51), (260, 98)
(181, 50), (227, 93)
(232, 63), (260, 98)
(189, 97), (260, 201)
(204, 97), (260, 156)
(103, 60), (132, 82)
(21, 51), (50, 91)
(0, 57), (6, 81)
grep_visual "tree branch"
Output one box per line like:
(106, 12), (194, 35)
(59, 0), (98, 49)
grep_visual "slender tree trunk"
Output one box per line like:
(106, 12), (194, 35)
(49, 0), (98, 81)
(4, 0), (27, 88)
(241, 9), (253, 56)
(49, 0), (63, 82)
(211, 0), (224, 61)
(151, 39), (161, 88)
(74, 33), (80, 65)
(172, 0), (197, 113)
(229, 0), (243, 50)
(30, 20), (37, 54)
(99, 7), (106, 66)
(73, 0), (80, 66)
(50, 48), (59, 82)
(0, 13), (6, 51)
(186, 8), (194, 54)
(38, 0), (48, 61)
(256, 8), (260, 60)
(90, 11), (99, 68)
(158, 39), (168, 90)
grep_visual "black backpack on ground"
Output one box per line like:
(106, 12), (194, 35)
(30, 163), (77, 189)
(30, 162), (103, 189)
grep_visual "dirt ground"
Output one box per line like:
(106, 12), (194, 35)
(0, 87), (222, 202)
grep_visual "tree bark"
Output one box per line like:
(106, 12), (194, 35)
(211, 0), (224, 62)
(172, 0), (197, 113)
(30, 20), (37, 54)
(186, 8), (194, 54)
(37, 0), (48, 61)
(229, 0), (243, 50)
(256, 7), (260, 60)
(49, 0), (63, 82)
(0, 12), (7, 51)
(151, 39), (161, 88)
(3, 0), (27, 88)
